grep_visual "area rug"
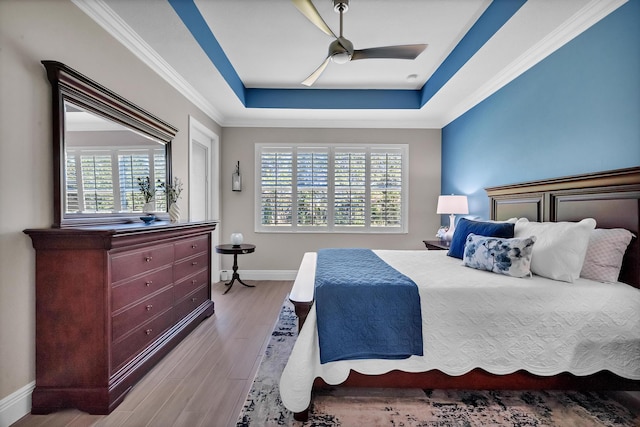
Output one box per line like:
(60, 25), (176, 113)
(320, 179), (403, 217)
(236, 299), (639, 426)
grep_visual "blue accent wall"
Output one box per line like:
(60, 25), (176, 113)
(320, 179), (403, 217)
(441, 0), (640, 220)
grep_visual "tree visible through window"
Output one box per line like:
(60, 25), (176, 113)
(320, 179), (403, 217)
(256, 144), (408, 233)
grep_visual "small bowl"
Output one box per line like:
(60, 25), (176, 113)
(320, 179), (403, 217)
(140, 215), (156, 224)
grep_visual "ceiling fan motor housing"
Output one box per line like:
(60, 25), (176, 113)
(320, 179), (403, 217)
(330, 37), (353, 63)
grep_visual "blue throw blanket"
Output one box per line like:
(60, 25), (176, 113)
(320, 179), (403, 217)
(314, 248), (423, 364)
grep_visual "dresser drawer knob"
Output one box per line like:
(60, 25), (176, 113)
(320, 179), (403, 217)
(191, 244), (198, 249)
(191, 297), (198, 302)
(145, 256), (153, 262)
(192, 279), (197, 284)
(146, 304), (153, 311)
(145, 328), (153, 335)
(145, 280), (153, 287)
(191, 261), (198, 266)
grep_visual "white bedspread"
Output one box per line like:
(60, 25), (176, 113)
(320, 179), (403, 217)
(280, 250), (640, 413)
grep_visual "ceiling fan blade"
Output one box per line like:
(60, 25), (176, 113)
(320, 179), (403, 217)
(292, 0), (337, 39)
(302, 56), (331, 87)
(351, 44), (428, 61)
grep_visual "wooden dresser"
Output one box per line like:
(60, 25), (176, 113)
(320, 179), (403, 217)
(24, 221), (217, 414)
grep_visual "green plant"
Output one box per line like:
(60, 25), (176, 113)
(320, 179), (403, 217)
(161, 176), (183, 205)
(137, 176), (157, 203)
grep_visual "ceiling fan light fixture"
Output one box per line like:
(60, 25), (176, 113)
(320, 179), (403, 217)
(328, 37), (353, 64)
(331, 51), (351, 64)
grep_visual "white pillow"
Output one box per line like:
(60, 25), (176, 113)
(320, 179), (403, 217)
(580, 228), (634, 283)
(488, 217), (519, 224)
(514, 218), (596, 282)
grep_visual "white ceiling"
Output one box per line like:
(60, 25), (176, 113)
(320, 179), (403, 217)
(74, 0), (626, 128)
(197, 0), (488, 90)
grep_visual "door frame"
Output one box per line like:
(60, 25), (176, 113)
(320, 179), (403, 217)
(188, 116), (220, 280)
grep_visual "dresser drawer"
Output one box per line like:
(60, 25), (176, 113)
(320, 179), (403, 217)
(111, 244), (174, 284)
(174, 252), (209, 281)
(175, 235), (209, 261)
(112, 265), (173, 312)
(174, 269), (209, 302)
(111, 308), (174, 371)
(175, 286), (209, 320)
(112, 287), (174, 341)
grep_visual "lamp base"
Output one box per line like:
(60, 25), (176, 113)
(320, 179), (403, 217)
(443, 214), (456, 241)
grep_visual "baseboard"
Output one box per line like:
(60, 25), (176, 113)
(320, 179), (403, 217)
(0, 381), (34, 427)
(217, 270), (297, 281)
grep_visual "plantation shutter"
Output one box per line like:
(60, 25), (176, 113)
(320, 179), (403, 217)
(80, 152), (115, 213)
(370, 149), (403, 227)
(256, 143), (407, 233)
(296, 148), (329, 227)
(118, 153), (152, 212)
(65, 147), (165, 213)
(334, 149), (366, 227)
(153, 151), (167, 212)
(260, 148), (293, 226)
(65, 154), (80, 213)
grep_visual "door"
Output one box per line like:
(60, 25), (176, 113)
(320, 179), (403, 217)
(189, 116), (220, 280)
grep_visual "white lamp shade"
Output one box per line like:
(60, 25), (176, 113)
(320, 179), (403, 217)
(436, 195), (469, 215)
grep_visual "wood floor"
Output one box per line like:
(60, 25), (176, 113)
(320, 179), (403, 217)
(12, 280), (293, 427)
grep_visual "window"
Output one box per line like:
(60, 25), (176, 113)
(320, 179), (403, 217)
(65, 147), (166, 213)
(256, 143), (408, 233)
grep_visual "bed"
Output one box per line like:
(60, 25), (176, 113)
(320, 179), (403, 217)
(280, 167), (640, 421)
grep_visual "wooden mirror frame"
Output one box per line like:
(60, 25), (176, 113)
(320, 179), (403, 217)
(42, 60), (178, 228)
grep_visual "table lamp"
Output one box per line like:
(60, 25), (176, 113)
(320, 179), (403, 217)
(437, 195), (469, 241)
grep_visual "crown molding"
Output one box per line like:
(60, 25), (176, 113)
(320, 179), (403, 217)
(71, 0), (224, 124)
(221, 116), (441, 129)
(440, 0), (627, 127)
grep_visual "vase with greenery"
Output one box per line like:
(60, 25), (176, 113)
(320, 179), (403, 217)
(137, 176), (157, 213)
(161, 177), (183, 222)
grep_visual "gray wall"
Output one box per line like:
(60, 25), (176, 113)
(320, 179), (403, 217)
(220, 127), (441, 271)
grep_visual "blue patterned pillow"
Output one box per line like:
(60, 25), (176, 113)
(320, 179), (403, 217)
(447, 218), (515, 259)
(462, 233), (537, 278)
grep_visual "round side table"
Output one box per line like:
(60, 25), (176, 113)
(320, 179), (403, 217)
(215, 243), (256, 294)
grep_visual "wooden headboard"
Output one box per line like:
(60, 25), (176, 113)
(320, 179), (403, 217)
(485, 167), (640, 288)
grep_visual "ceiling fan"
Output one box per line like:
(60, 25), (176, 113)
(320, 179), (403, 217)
(292, 0), (427, 86)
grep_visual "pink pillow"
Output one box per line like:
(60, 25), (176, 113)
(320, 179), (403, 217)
(580, 228), (634, 283)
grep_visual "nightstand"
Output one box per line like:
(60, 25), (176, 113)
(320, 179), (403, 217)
(423, 240), (450, 250)
(215, 243), (256, 294)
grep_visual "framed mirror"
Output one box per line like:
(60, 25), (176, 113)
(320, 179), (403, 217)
(43, 61), (177, 227)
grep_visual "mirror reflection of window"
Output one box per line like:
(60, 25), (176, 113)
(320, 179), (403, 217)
(64, 102), (167, 214)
